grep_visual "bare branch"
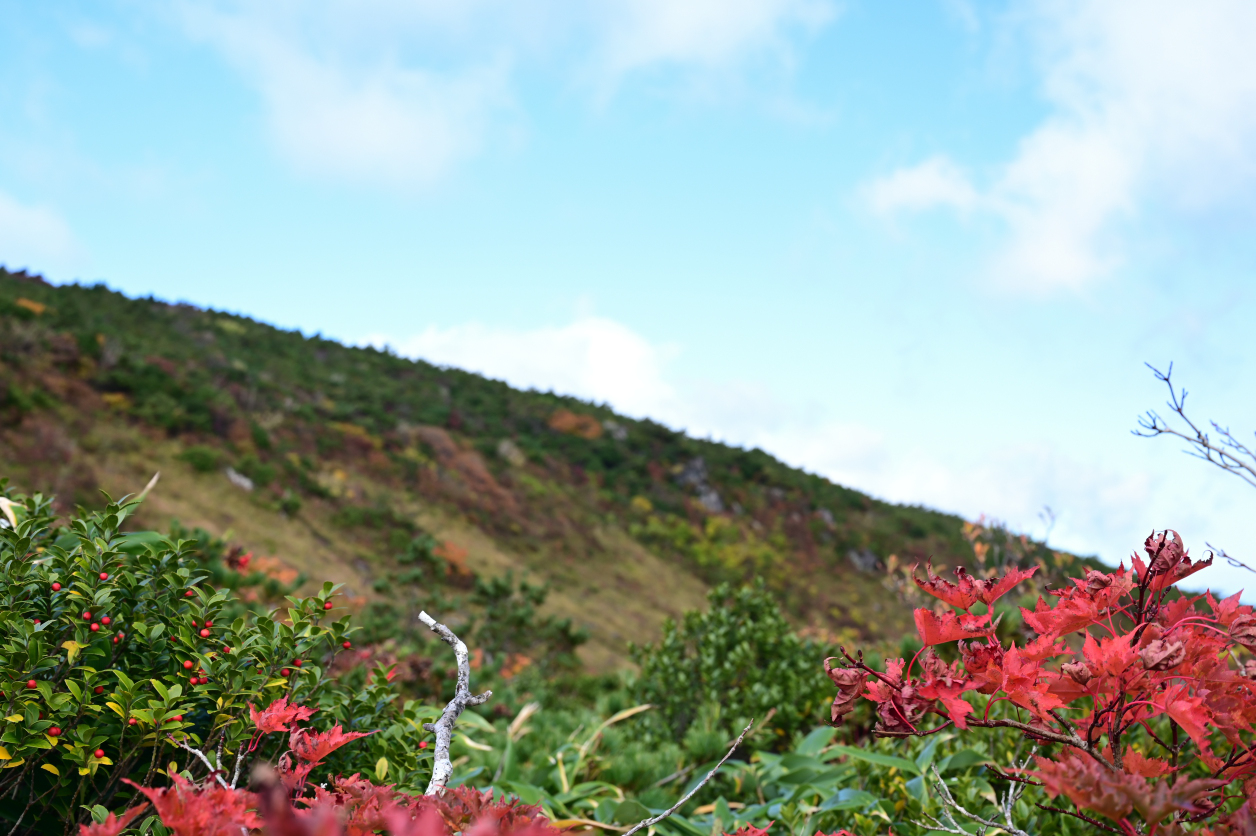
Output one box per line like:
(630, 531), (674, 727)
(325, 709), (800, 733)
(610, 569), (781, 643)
(418, 610), (492, 796)
(912, 758), (1035, 836)
(1207, 543), (1256, 577)
(1135, 363), (1256, 490)
(168, 737), (229, 789)
(621, 720), (754, 836)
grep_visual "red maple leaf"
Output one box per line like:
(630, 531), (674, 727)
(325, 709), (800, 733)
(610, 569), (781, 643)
(126, 775), (261, 836)
(914, 608), (995, 646)
(998, 644), (1063, 723)
(290, 724), (375, 765)
(918, 650), (974, 729)
(250, 696), (317, 734)
(1160, 683), (1214, 752)
(913, 563), (1037, 610)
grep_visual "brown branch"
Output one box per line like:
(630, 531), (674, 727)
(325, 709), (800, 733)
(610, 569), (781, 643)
(1036, 804), (1122, 834)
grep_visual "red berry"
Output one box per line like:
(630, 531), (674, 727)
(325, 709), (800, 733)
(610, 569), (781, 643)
(90, 623), (100, 632)
(173, 714), (183, 722)
(189, 676), (199, 684)
(223, 646), (232, 653)
(26, 680), (36, 689)
(94, 686), (104, 694)
(182, 660), (193, 669)
(51, 582), (61, 591)
(128, 717), (137, 726)
(324, 602), (333, 610)
(185, 590), (194, 597)
(94, 749), (104, 759)
(101, 616), (111, 625)
(199, 629), (210, 638)
(205, 620), (213, 627)
(280, 668), (290, 677)
(293, 659), (302, 667)
(419, 741), (427, 749)
(343, 641), (351, 649)
(49, 727), (61, 737)
(82, 611), (92, 620)
(33, 619), (40, 625)
(112, 636), (120, 644)
(99, 572), (108, 580)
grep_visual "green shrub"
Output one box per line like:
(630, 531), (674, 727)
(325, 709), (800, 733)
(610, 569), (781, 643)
(0, 485), (432, 830)
(632, 581), (831, 745)
(177, 445), (222, 473)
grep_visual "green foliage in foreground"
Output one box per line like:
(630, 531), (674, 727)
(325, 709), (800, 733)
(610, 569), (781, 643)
(632, 582), (833, 745)
(0, 484), (1085, 835)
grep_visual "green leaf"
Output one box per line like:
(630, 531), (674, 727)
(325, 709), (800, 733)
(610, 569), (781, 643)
(828, 745), (921, 776)
(818, 788), (878, 812)
(795, 726), (836, 757)
(374, 757), (388, 781)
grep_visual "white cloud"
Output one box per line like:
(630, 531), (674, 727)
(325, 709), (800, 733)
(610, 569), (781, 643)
(378, 317), (679, 419)
(595, 0), (833, 78)
(866, 1), (1256, 291)
(866, 156), (978, 215)
(180, 6), (509, 188)
(179, 0), (834, 187)
(0, 192), (85, 278)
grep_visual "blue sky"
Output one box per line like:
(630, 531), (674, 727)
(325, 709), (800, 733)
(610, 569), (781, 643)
(3, 1), (1256, 593)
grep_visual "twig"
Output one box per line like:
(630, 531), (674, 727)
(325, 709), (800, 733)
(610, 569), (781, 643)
(169, 737), (230, 789)
(1035, 803), (1122, 834)
(912, 755), (1035, 836)
(1135, 363), (1256, 490)
(1207, 543), (1256, 577)
(419, 610), (492, 796)
(622, 720), (754, 836)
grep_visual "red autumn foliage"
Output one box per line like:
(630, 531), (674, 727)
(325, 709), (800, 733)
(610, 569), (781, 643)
(126, 775), (263, 836)
(828, 529), (1256, 834)
(251, 696), (318, 734)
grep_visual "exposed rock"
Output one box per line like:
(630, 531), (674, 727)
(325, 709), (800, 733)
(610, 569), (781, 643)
(847, 549), (881, 573)
(697, 487), (725, 514)
(675, 458), (725, 513)
(815, 508), (836, 529)
(602, 419), (628, 441)
(496, 438), (527, 467)
(225, 467), (255, 492)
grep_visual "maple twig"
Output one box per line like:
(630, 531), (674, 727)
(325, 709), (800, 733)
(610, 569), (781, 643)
(419, 610), (492, 796)
(1036, 803), (1122, 834)
(967, 718), (1113, 769)
(622, 720), (753, 836)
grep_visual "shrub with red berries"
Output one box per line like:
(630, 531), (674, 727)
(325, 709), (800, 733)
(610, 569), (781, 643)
(0, 487), (430, 832)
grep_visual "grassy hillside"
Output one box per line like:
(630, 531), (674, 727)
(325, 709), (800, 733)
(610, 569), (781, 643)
(0, 268), (1089, 668)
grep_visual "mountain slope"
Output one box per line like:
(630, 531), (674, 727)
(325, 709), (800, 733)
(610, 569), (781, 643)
(0, 269), (1082, 668)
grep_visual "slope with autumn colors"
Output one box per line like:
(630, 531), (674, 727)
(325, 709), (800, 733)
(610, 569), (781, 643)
(0, 268), (1092, 669)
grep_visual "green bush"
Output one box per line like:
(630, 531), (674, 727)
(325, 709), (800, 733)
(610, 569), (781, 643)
(0, 485), (433, 831)
(631, 582), (831, 745)
(177, 445), (222, 473)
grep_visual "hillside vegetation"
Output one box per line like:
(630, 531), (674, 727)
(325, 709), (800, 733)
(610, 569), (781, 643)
(0, 268), (1087, 668)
